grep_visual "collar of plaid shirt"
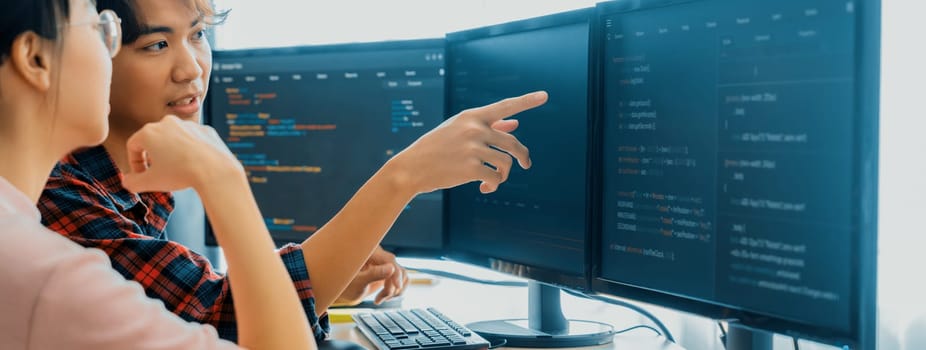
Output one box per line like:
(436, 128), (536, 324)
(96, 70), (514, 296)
(68, 146), (147, 212)
(61, 146), (174, 235)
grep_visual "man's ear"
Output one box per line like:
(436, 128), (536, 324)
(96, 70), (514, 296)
(8, 31), (53, 92)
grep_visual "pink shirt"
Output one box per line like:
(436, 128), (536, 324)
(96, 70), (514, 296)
(0, 176), (242, 350)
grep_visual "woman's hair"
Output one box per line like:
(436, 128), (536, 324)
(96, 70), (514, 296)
(0, 0), (71, 64)
(95, 0), (228, 44)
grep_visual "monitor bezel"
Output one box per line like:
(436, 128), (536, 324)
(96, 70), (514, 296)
(442, 8), (597, 293)
(203, 38), (449, 259)
(589, 1), (879, 348)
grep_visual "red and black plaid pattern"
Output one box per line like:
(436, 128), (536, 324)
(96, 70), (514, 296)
(38, 146), (329, 342)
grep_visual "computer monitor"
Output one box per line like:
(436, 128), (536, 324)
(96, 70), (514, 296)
(445, 9), (614, 347)
(205, 39), (446, 256)
(593, 0), (879, 349)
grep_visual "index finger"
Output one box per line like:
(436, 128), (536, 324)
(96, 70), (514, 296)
(473, 91), (548, 123)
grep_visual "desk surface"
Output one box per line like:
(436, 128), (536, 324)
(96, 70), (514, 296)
(330, 325), (680, 350)
(329, 324), (680, 350)
(327, 262), (684, 350)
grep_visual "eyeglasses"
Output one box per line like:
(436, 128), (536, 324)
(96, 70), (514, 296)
(69, 9), (123, 58)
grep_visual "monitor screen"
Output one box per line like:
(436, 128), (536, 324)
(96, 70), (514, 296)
(206, 40), (446, 253)
(446, 10), (592, 289)
(596, 0), (877, 346)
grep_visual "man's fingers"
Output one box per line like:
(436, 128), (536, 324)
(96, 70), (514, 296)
(392, 267), (403, 295)
(474, 91), (548, 123)
(375, 289), (389, 305)
(479, 147), (514, 184)
(399, 269), (410, 295)
(358, 264), (395, 285)
(376, 282), (397, 305)
(474, 164), (503, 194)
(487, 131), (531, 170)
(491, 119), (520, 133)
(480, 182), (497, 194)
(393, 267), (409, 296)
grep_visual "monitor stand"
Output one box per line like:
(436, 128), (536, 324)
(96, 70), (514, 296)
(726, 323), (773, 350)
(466, 281), (615, 348)
(317, 339), (367, 350)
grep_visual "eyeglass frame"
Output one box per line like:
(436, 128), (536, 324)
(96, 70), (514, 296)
(68, 9), (122, 58)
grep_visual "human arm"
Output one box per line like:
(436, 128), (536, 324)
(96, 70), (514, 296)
(302, 91), (548, 312)
(121, 116), (315, 350)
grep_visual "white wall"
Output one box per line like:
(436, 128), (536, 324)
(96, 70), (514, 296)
(878, 0), (926, 348)
(213, 0), (600, 49)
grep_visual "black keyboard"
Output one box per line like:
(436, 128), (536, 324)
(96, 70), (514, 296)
(353, 308), (490, 350)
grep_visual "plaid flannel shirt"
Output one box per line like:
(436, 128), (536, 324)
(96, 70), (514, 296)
(38, 146), (329, 342)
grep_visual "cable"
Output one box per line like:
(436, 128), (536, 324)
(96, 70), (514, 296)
(613, 324), (663, 337)
(406, 267), (529, 287)
(563, 289), (675, 343)
(718, 321), (728, 349)
(487, 339), (508, 349)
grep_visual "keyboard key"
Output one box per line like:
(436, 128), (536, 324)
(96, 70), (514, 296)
(388, 314), (419, 334)
(429, 336), (449, 343)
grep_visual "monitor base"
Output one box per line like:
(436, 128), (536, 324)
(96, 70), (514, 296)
(467, 282), (614, 348)
(468, 319), (615, 348)
(317, 339), (367, 350)
(726, 323), (772, 350)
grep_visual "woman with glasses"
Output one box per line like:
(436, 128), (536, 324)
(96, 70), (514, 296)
(0, 0), (315, 349)
(36, 0), (548, 344)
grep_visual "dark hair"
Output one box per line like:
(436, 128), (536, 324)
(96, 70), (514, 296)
(0, 0), (71, 64)
(95, 0), (228, 44)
